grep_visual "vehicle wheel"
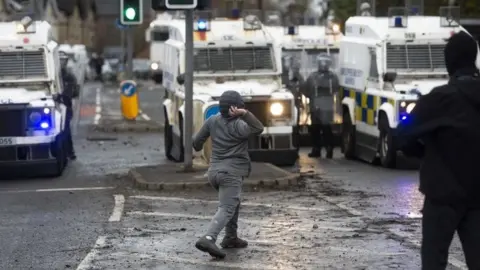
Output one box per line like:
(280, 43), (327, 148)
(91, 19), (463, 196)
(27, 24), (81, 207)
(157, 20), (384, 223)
(178, 117), (185, 162)
(164, 114), (175, 161)
(342, 112), (356, 159)
(379, 117), (397, 168)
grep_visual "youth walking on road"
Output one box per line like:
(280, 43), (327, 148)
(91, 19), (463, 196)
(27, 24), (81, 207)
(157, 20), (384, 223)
(192, 90), (264, 259)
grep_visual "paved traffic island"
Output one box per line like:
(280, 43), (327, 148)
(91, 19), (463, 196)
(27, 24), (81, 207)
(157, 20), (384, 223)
(93, 116), (163, 133)
(128, 162), (301, 191)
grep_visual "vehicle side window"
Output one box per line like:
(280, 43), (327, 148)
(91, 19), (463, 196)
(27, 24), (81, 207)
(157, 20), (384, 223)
(368, 48), (379, 80)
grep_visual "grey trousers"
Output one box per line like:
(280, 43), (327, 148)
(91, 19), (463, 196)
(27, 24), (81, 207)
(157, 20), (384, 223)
(205, 171), (243, 241)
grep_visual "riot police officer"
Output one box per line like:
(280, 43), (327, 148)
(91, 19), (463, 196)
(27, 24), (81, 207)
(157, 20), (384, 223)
(58, 52), (79, 160)
(302, 54), (339, 158)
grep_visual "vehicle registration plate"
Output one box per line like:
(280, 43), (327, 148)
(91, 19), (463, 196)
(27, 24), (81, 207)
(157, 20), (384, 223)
(0, 137), (14, 146)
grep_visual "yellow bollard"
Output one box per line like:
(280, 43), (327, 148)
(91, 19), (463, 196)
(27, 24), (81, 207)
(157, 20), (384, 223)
(119, 80), (139, 120)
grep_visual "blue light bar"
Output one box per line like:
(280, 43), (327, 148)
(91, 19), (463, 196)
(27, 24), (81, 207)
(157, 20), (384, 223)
(196, 20), (208, 31)
(40, 122), (49, 129)
(231, 8), (240, 19)
(287, 26), (295, 35)
(394, 17), (403, 27)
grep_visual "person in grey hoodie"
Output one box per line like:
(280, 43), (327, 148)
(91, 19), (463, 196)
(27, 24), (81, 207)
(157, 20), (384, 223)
(192, 90), (264, 259)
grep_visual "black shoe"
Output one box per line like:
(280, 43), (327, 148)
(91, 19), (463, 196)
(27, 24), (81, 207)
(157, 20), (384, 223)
(69, 154), (77, 160)
(195, 236), (226, 259)
(220, 236), (248, 249)
(308, 149), (321, 158)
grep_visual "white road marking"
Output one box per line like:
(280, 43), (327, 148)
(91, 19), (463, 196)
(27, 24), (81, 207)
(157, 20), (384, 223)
(94, 87), (101, 125)
(0, 186), (115, 194)
(109, 194), (125, 222)
(130, 195), (329, 212)
(76, 236), (107, 270)
(138, 110), (151, 121)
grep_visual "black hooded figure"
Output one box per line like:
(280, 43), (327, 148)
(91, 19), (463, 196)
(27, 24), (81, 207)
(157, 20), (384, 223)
(396, 31), (480, 269)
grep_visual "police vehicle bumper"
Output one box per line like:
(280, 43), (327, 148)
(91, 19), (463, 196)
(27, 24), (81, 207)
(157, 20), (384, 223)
(0, 134), (59, 161)
(248, 126), (298, 166)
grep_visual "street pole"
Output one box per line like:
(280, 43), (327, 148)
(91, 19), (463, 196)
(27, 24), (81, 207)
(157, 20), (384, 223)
(183, 9), (194, 170)
(121, 28), (125, 76)
(126, 26), (134, 80)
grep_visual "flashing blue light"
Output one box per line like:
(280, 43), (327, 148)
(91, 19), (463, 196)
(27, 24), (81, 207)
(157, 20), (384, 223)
(287, 26), (295, 35)
(394, 17), (403, 27)
(197, 20), (207, 30)
(401, 116), (407, 120)
(43, 108), (50, 114)
(205, 105), (219, 120)
(231, 8), (240, 18)
(40, 122), (49, 129)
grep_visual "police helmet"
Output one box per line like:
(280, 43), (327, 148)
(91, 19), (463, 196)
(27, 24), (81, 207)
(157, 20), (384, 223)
(317, 53), (332, 72)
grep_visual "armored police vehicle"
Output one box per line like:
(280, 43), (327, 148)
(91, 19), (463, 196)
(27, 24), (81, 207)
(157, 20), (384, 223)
(339, 6), (466, 168)
(162, 11), (298, 166)
(145, 12), (177, 84)
(0, 17), (68, 176)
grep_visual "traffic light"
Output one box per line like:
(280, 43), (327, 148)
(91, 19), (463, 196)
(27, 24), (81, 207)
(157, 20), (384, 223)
(120, 0), (143, 25)
(166, 0), (197, 9)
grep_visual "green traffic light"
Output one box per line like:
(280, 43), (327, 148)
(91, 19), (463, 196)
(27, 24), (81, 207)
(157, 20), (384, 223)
(125, 7), (136, 20)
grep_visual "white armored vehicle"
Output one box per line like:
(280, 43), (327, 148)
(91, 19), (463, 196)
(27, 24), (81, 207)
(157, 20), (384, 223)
(162, 10), (298, 166)
(0, 17), (68, 176)
(264, 11), (343, 142)
(339, 6), (466, 168)
(145, 12), (177, 84)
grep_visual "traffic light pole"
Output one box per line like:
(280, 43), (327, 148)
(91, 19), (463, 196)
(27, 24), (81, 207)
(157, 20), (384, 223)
(126, 26), (134, 79)
(183, 9), (194, 170)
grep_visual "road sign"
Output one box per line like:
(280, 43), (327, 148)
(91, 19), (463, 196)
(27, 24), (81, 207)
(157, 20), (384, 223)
(120, 80), (137, 97)
(115, 18), (127, 30)
(166, 0), (197, 9)
(119, 80), (139, 119)
(120, 0), (143, 25)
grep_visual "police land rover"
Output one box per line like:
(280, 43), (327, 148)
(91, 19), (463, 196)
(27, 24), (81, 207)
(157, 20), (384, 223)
(0, 17), (69, 176)
(339, 6), (467, 168)
(161, 10), (299, 166)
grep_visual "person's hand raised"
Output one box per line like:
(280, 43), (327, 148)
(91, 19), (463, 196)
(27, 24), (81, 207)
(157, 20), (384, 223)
(229, 106), (247, 117)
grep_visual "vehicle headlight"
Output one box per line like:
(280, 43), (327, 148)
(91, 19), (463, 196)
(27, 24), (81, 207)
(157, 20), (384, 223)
(150, 62), (159, 70)
(28, 107), (53, 129)
(406, 102), (416, 113)
(332, 23), (340, 33)
(270, 102), (284, 116)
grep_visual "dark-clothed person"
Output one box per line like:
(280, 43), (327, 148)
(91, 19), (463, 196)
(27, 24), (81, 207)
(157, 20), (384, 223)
(89, 53), (104, 81)
(397, 31), (480, 270)
(59, 53), (79, 160)
(302, 54), (339, 158)
(192, 90), (264, 259)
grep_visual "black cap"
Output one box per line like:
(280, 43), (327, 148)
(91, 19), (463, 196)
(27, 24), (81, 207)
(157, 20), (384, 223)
(219, 90), (244, 118)
(444, 31), (478, 75)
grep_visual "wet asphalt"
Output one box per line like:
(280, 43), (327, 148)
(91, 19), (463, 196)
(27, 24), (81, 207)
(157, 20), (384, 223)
(0, 81), (468, 270)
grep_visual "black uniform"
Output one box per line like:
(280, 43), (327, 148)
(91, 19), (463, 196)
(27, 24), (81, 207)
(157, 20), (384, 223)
(396, 31), (480, 270)
(302, 64), (339, 158)
(60, 66), (78, 160)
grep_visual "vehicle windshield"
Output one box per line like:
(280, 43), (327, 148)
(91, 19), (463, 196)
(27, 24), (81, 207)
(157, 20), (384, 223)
(282, 48), (339, 79)
(193, 45), (275, 74)
(0, 50), (48, 80)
